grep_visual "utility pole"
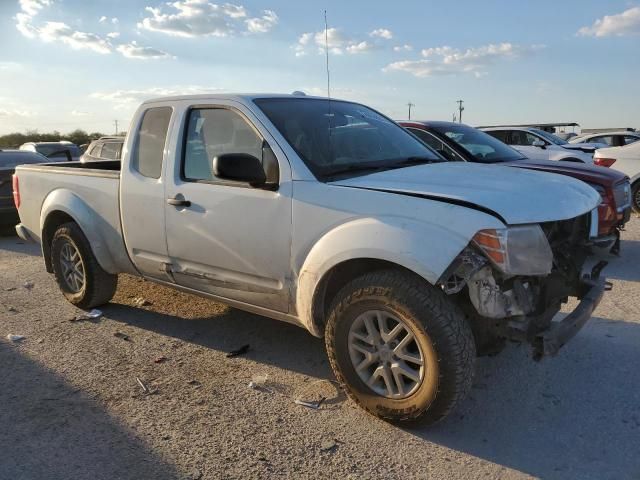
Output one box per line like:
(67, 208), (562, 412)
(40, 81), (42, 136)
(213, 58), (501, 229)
(456, 100), (464, 123)
(114, 120), (119, 135)
(407, 102), (415, 120)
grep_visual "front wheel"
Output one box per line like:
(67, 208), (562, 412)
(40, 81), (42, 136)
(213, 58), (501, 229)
(50, 222), (117, 309)
(325, 270), (476, 425)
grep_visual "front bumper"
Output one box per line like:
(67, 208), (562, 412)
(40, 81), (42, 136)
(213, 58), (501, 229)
(531, 275), (606, 359)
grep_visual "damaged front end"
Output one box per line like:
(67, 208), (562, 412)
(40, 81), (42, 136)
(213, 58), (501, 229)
(439, 213), (608, 360)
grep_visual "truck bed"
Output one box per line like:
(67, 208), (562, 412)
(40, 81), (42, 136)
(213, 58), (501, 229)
(14, 160), (136, 275)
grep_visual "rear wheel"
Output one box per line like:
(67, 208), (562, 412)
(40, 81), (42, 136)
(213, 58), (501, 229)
(632, 182), (640, 214)
(51, 222), (117, 309)
(325, 269), (476, 425)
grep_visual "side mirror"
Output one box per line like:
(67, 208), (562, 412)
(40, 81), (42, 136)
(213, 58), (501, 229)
(532, 140), (546, 149)
(212, 153), (266, 187)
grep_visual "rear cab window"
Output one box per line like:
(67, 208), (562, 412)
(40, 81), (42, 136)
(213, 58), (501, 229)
(132, 107), (172, 178)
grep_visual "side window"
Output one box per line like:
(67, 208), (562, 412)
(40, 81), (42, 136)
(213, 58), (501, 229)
(510, 131), (540, 146)
(624, 135), (639, 145)
(487, 130), (509, 143)
(408, 128), (444, 150)
(89, 144), (102, 157)
(592, 135), (613, 146)
(101, 142), (121, 160)
(132, 107), (172, 179)
(183, 108), (263, 182)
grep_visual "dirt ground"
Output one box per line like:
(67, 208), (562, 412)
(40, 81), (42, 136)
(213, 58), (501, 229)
(1, 219), (640, 480)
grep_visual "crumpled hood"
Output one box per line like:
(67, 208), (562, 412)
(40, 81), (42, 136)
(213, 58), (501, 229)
(330, 162), (600, 225)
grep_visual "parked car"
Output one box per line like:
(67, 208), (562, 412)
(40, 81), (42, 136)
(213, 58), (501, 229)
(594, 141), (640, 213)
(19, 141), (81, 161)
(570, 131), (640, 148)
(481, 127), (601, 162)
(401, 121), (631, 252)
(80, 137), (124, 163)
(14, 94), (606, 425)
(555, 132), (578, 141)
(0, 150), (48, 227)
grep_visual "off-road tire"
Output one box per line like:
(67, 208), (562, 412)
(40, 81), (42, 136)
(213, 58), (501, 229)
(51, 222), (117, 309)
(325, 269), (476, 425)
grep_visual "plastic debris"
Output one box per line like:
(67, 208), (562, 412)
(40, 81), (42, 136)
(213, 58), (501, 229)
(248, 374), (274, 393)
(154, 356), (167, 364)
(133, 297), (152, 307)
(294, 397), (326, 410)
(72, 309), (102, 322)
(320, 439), (338, 452)
(22, 281), (34, 291)
(114, 332), (130, 341)
(136, 377), (151, 394)
(7, 334), (25, 342)
(8, 306), (17, 313)
(4, 287), (16, 292)
(226, 344), (250, 358)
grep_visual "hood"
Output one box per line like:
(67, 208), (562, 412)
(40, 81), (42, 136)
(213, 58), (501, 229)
(503, 158), (628, 186)
(330, 162), (600, 225)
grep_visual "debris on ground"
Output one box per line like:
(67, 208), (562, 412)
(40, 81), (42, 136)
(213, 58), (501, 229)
(226, 344), (250, 358)
(4, 287), (16, 292)
(7, 334), (26, 342)
(132, 297), (152, 307)
(154, 356), (167, 364)
(7, 306), (18, 313)
(187, 379), (202, 388)
(71, 309), (103, 322)
(320, 438), (338, 452)
(114, 332), (130, 341)
(248, 374), (274, 393)
(136, 377), (151, 394)
(22, 281), (34, 291)
(294, 397), (326, 410)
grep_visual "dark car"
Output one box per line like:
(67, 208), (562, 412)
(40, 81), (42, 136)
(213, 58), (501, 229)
(19, 141), (81, 161)
(80, 136), (124, 163)
(400, 121), (632, 252)
(0, 150), (48, 227)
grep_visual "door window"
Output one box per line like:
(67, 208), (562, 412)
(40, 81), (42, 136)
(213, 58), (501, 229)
(183, 108), (263, 182)
(407, 128), (462, 161)
(510, 130), (541, 146)
(101, 142), (122, 160)
(89, 143), (102, 157)
(624, 135), (639, 145)
(132, 107), (172, 179)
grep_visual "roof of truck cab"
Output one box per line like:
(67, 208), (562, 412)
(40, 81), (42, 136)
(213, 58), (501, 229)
(142, 93), (334, 104)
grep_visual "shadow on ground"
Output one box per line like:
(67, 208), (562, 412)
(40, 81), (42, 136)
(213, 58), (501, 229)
(0, 229), (40, 257)
(414, 316), (640, 480)
(0, 342), (181, 480)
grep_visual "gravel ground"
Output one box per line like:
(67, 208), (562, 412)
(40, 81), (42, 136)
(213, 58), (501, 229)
(1, 219), (640, 480)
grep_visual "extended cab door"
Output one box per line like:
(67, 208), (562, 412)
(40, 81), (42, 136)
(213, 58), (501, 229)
(120, 105), (174, 281)
(163, 101), (292, 312)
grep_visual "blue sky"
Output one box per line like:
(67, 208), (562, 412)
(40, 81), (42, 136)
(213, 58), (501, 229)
(0, 0), (638, 135)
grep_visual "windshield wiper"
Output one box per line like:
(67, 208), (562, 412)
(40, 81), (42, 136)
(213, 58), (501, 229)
(324, 156), (443, 179)
(323, 163), (392, 178)
(393, 156), (444, 166)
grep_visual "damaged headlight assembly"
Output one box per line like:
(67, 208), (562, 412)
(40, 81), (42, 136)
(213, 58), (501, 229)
(472, 224), (553, 276)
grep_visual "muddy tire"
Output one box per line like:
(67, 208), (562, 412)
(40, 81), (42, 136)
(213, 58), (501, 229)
(325, 269), (476, 425)
(50, 222), (117, 309)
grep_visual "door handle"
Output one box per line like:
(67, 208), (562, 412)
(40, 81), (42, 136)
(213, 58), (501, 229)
(167, 196), (191, 207)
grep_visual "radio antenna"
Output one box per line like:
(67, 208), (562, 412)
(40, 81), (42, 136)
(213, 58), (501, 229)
(324, 10), (331, 100)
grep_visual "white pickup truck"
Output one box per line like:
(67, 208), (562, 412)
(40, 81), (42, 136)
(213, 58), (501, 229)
(14, 94), (606, 425)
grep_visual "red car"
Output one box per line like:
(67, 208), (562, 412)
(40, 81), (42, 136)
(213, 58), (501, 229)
(400, 121), (632, 253)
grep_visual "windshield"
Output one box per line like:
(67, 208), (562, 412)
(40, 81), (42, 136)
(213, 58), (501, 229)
(430, 124), (525, 163)
(254, 98), (442, 179)
(531, 129), (567, 145)
(35, 144), (81, 158)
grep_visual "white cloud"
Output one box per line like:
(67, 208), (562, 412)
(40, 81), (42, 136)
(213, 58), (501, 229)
(117, 41), (173, 60)
(18, 0), (50, 16)
(91, 85), (227, 108)
(245, 10), (278, 34)
(0, 61), (24, 72)
(370, 28), (393, 40)
(393, 44), (412, 52)
(0, 108), (36, 118)
(112, 17), (119, 25)
(384, 43), (543, 78)
(138, 1), (276, 37)
(71, 110), (90, 116)
(39, 21), (112, 54)
(578, 7), (640, 37)
(295, 27), (385, 56)
(15, 1), (172, 60)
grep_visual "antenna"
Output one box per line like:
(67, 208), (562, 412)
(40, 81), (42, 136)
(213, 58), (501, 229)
(456, 99), (464, 123)
(407, 102), (415, 120)
(324, 10), (331, 100)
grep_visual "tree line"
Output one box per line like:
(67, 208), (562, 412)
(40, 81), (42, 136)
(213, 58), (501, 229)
(0, 129), (118, 149)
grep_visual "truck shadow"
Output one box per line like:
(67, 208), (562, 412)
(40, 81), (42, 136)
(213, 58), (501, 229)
(0, 229), (41, 257)
(0, 342), (181, 480)
(412, 316), (640, 479)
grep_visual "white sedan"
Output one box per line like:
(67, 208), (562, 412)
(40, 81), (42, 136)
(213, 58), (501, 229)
(595, 141), (640, 212)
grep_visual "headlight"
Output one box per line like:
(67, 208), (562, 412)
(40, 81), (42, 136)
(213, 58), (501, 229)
(472, 225), (552, 276)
